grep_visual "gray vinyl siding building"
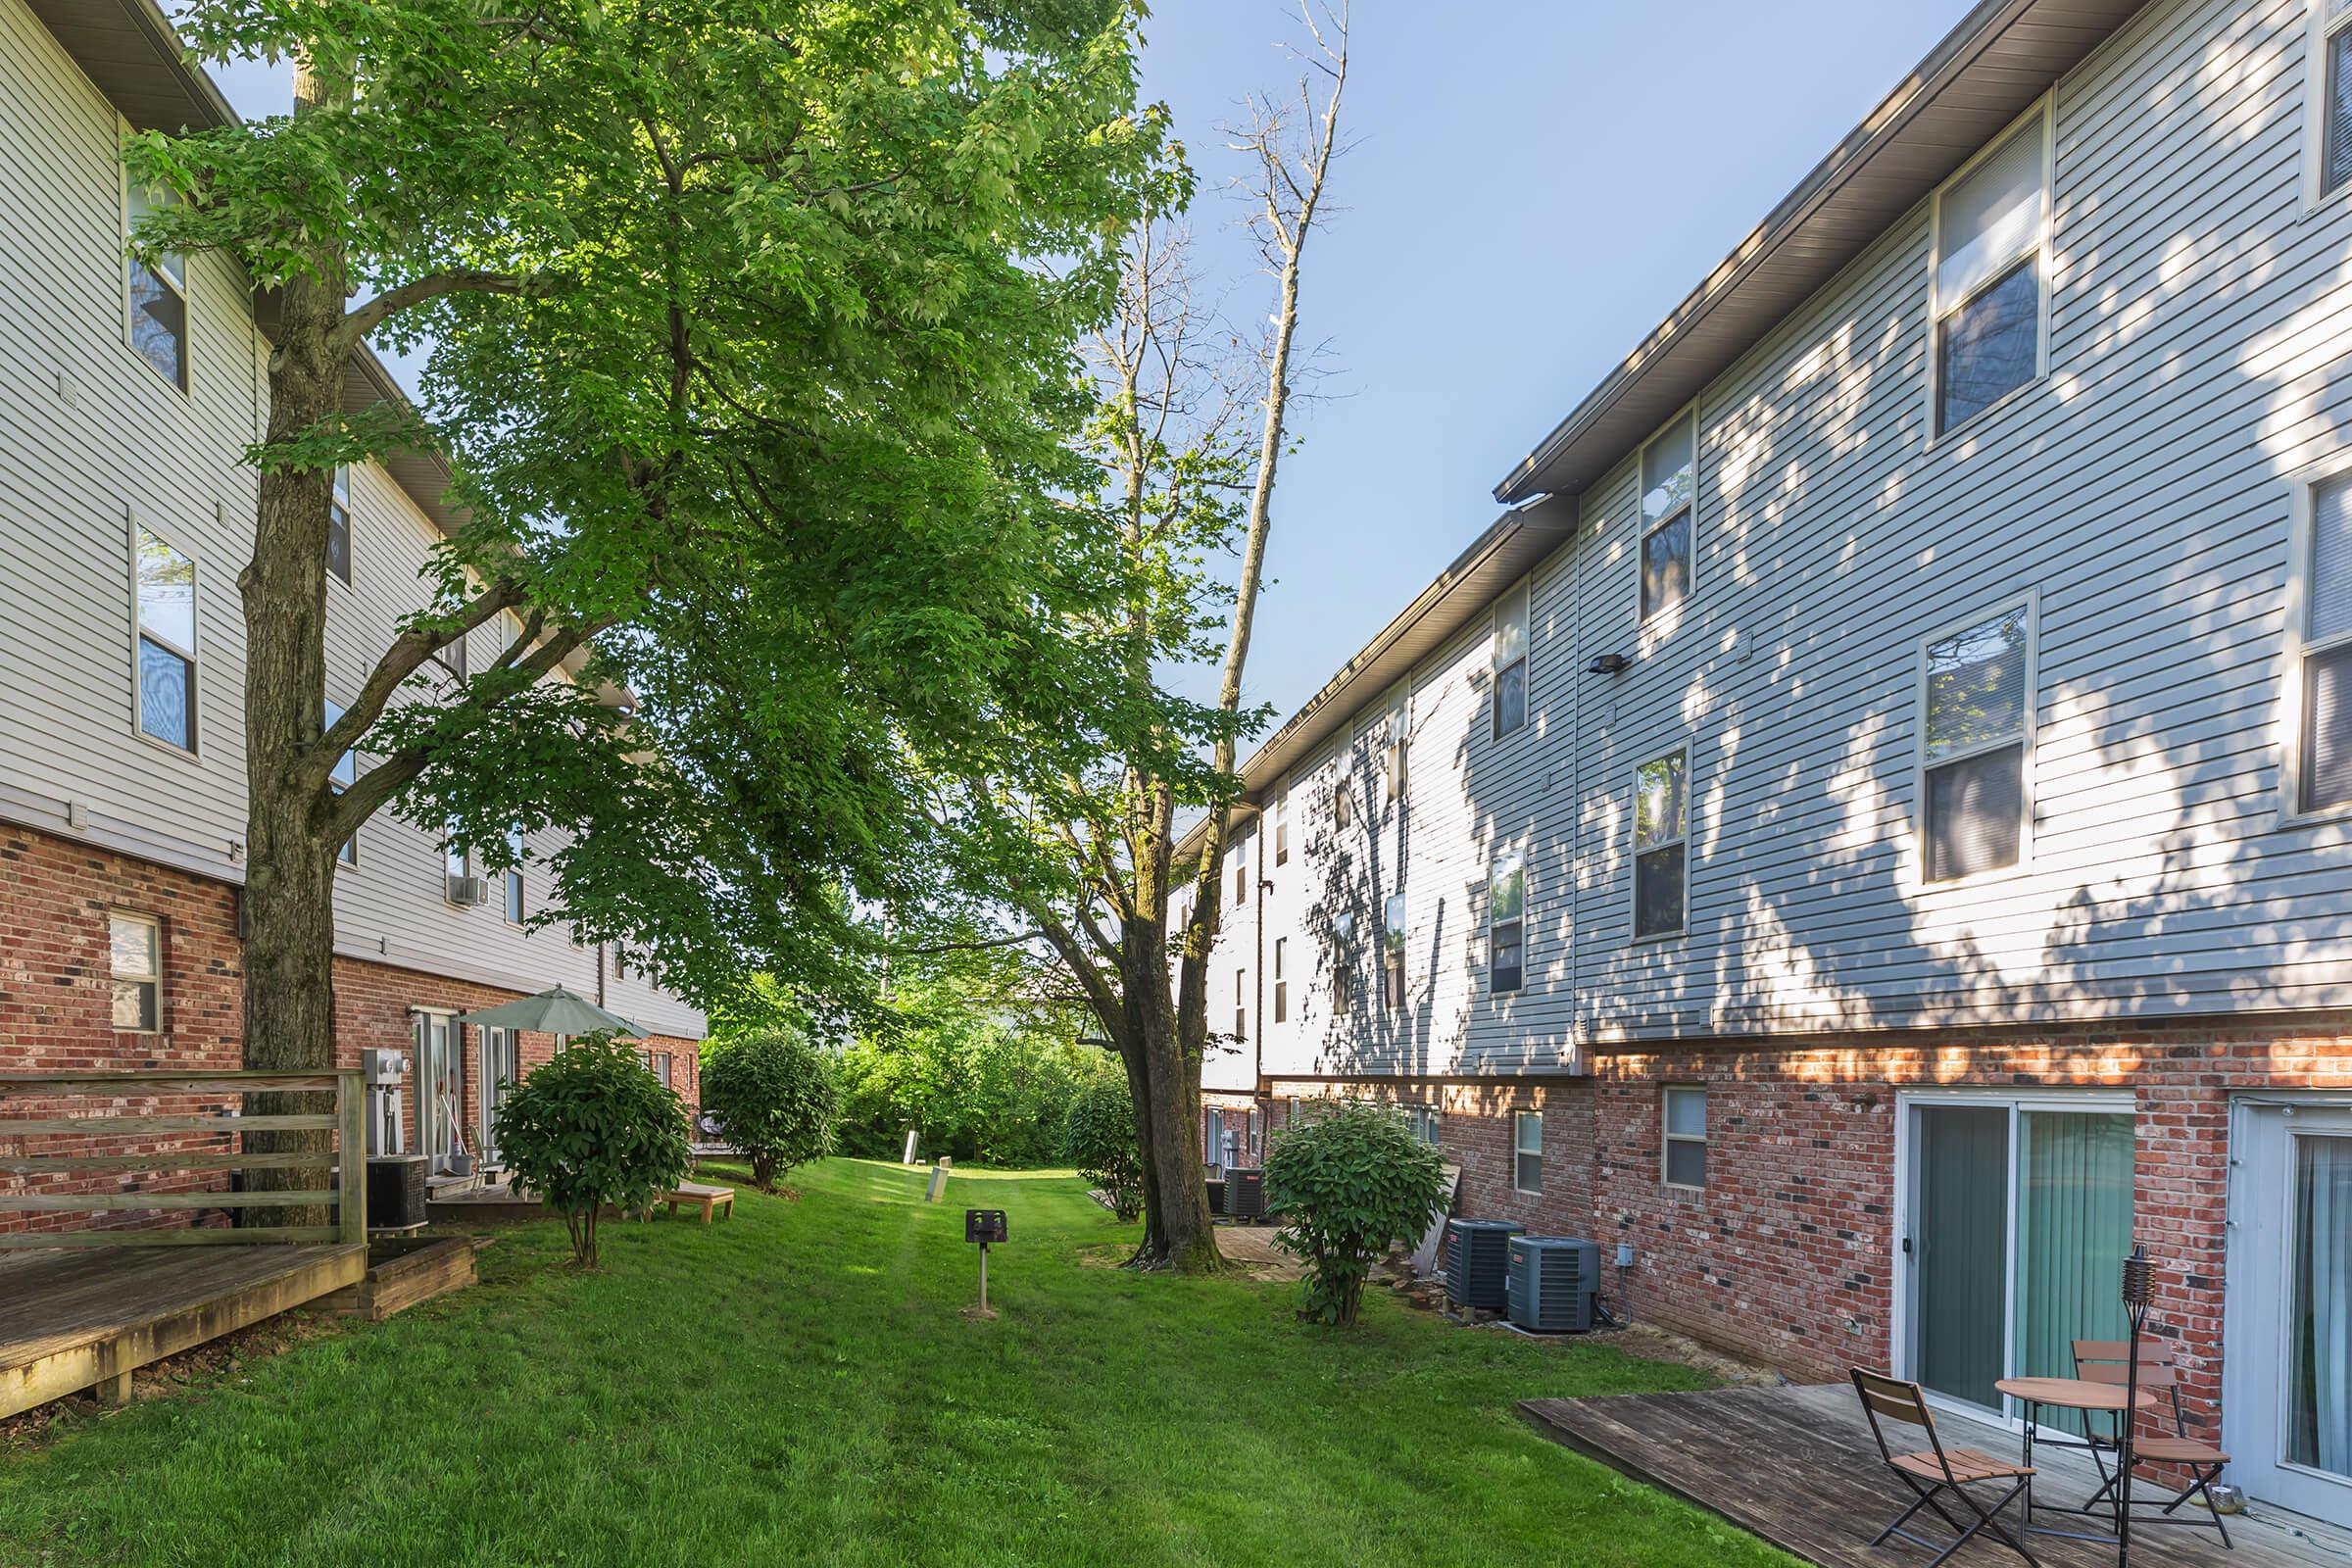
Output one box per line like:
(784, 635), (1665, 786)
(1199, 0), (2352, 1521)
(1215, 0), (2352, 1087)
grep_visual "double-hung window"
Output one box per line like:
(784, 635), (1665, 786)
(1408, 1107), (1442, 1147)
(123, 179), (187, 391)
(1493, 583), (1529, 739)
(1663, 1086), (1708, 1189)
(328, 466), (353, 586)
(1921, 602), (2034, 882)
(1332, 948), (1352, 1016)
(1932, 109), (2049, 433)
(133, 525), (197, 752)
(109, 912), (162, 1032)
(1234, 968), (1247, 1041)
(1273, 788), (1290, 865)
(505, 826), (527, 925)
(1333, 780), (1353, 831)
(1382, 891), (1407, 1009)
(2314, 1), (2352, 201)
(1513, 1109), (1544, 1193)
(1640, 413), (1695, 620)
(445, 822), (474, 905)
(1633, 749), (1689, 938)
(324, 699), (359, 864)
(1488, 851), (1525, 995)
(1273, 937), (1288, 1023)
(2292, 470), (2352, 811)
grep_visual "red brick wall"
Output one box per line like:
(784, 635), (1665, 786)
(0, 823), (704, 1233)
(0, 828), (244, 1235)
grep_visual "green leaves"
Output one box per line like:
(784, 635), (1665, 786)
(1264, 1102), (1450, 1327)
(699, 1028), (842, 1188)
(491, 1033), (694, 1266)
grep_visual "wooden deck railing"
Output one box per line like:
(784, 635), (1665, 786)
(0, 1070), (367, 1248)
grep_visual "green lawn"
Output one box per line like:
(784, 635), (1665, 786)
(0, 1160), (1787, 1567)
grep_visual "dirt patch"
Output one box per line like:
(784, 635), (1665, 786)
(1214, 1224), (1304, 1282)
(0, 1305), (347, 1450)
(1591, 1320), (1785, 1387)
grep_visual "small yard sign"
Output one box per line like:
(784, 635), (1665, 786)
(964, 1207), (1007, 1318)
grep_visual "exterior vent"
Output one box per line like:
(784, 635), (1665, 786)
(1445, 1217), (1526, 1308)
(1223, 1166), (1265, 1220)
(1505, 1235), (1600, 1333)
(445, 874), (490, 906)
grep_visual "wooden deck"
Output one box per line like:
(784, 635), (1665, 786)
(1522, 1383), (2352, 1568)
(0, 1242), (365, 1417)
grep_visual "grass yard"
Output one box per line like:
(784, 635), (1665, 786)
(0, 1160), (1788, 1568)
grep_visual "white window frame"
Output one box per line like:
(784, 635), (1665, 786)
(1492, 580), (1531, 741)
(1513, 1108), (1544, 1195)
(120, 156), (189, 396)
(444, 821), (474, 906)
(1925, 97), (2054, 443)
(109, 910), (163, 1033)
(1631, 747), (1690, 942)
(1273, 786), (1290, 865)
(1637, 406), (1699, 625)
(2279, 456), (2352, 822)
(1332, 778), (1353, 831)
(127, 511), (200, 759)
(1382, 890), (1408, 1010)
(504, 825), (527, 926)
(1273, 936), (1288, 1024)
(1662, 1085), (1708, 1191)
(328, 466), (354, 590)
(1234, 966), (1247, 1042)
(2304, 1), (2352, 212)
(1913, 593), (2038, 889)
(324, 698), (359, 866)
(1487, 849), (1526, 996)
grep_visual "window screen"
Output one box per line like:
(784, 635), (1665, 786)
(2304, 474), (2352, 809)
(134, 527), (196, 751)
(1934, 119), (2046, 431)
(1493, 584), (1529, 739)
(1923, 604), (2031, 880)
(1634, 750), (1688, 937)
(1641, 414), (1694, 619)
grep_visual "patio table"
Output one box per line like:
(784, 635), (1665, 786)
(1995, 1376), (2157, 1547)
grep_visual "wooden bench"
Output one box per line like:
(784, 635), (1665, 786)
(662, 1182), (735, 1223)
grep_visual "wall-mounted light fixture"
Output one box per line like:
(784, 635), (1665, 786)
(1587, 653), (1632, 675)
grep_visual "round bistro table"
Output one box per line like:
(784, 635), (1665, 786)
(1994, 1376), (2158, 1546)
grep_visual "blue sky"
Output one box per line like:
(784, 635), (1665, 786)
(208, 2), (1967, 730)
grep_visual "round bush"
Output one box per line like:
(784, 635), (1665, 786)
(1062, 1069), (1144, 1221)
(700, 1028), (840, 1190)
(491, 1034), (692, 1268)
(1263, 1102), (1449, 1326)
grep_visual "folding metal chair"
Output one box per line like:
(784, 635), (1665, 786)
(2071, 1340), (2233, 1548)
(1850, 1368), (2040, 1567)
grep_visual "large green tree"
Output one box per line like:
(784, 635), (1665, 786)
(127, 0), (1159, 1208)
(937, 5), (1351, 1271)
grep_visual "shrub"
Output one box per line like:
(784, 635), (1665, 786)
(835, 1019), (1096, 1167)
(492, 1034), (691, 1268)
(1264, 1101), (1450, 1326)
(700, 1028), (840, 1189)
(1062, 1070), (1144, 1220)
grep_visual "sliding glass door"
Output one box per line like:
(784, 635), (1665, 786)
(2227, 1101), (2352, 1527)
(1902, 1094), (2134, 1425)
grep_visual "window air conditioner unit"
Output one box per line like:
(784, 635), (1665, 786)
(446, 874), (490, 906)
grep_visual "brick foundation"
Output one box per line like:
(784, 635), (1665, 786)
(1, 823), (702, 1234)
(1236, 1011), (2352, 1451)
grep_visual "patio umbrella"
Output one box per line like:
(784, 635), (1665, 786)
(454, 985), (645, 1039)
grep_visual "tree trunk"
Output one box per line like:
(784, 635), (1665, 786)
(1119, 915), (1217, 1271)
(238, 253), (349, 1225)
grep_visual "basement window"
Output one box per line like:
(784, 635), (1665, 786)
(109, 912), (161, 1032)
(1514, 1109), (1543, 1194)
(1663, 1086), (1708, 1189)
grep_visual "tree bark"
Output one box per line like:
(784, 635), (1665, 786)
(237, 55), (353, 1227)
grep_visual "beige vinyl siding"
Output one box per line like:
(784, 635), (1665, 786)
(0, 0), (704, 1039)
